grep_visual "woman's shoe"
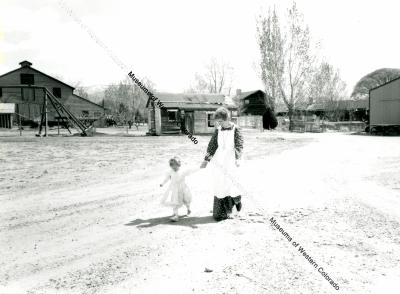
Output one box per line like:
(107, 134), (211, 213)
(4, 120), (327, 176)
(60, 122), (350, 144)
(170, 215), (179, 222)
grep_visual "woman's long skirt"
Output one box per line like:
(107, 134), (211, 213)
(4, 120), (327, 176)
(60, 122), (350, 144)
(213, 195), (242, 221)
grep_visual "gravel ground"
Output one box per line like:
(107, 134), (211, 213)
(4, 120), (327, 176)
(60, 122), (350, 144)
(0, 130), (399, 294)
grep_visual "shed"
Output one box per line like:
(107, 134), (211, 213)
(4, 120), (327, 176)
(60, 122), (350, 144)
(146, 93), (237, 135)
(369, 77), (400, 131)
(0, 103), (15, 128)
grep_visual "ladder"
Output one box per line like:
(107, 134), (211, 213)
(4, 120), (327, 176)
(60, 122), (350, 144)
(38, 88), (89, 136)
(0, 85), (90, 136)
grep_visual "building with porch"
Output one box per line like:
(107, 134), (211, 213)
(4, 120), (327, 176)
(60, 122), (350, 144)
(146, 93), (237, 135)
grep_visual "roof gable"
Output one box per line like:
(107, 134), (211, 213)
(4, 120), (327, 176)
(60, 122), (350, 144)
(0, 64), (75, 90)
(72, 94), (106, 110)
(236, 90), (265, 100)
(369, 75), (400, 93)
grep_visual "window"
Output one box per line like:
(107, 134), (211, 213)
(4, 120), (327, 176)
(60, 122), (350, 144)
(82, 110), (89, 117)
(167, 110), (178, 122)
(52, 87), (62, 98)
(20, 73), (34, 85)
(244, 99), (250, 105)
(0, 87), (2, 97)
(207, 112), (215, 127)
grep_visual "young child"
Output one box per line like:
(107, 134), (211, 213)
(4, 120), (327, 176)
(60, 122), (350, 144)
(160, 156), (199, 222)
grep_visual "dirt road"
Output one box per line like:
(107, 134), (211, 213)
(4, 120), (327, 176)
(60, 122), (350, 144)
(1, 131), (399, 293)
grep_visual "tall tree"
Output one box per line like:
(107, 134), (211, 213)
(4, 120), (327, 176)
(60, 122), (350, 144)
(257, 6), (284, 111)
(257, 2), (314, 130)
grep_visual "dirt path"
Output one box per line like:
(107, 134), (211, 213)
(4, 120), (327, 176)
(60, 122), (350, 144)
(1, 132), (399, 293)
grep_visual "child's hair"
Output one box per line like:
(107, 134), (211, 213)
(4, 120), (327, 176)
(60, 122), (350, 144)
(169, 156), (181, 167)
(214, 107), (229, 121)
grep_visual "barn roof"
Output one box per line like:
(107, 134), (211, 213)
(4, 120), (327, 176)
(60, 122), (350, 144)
(72, 94), (107, 110)
(0, 60), (75, 90)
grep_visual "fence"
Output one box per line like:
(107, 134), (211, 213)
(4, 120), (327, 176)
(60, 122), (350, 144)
(236, 115), (263, 131)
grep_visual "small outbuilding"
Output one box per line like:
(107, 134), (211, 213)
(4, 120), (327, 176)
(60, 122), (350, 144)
(0, 103), (15, 128)
(369, 77), (400, 132)
(146, 93), (237, 135)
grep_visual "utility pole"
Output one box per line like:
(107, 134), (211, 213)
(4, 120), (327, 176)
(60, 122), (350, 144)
(44, 92), (48, 137)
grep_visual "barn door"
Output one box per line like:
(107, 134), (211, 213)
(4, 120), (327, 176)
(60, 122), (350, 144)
(22, 88), (35, 102)
(185, 111), (194, 134)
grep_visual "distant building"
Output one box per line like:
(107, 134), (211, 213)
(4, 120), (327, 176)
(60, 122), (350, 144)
(233, 89), (269, 115)
(0, 60), (106, 128)
(275, 100), (368, 121)
(146, 93), (237, 135)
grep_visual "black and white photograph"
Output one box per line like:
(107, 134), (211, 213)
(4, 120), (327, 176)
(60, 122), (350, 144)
(1, 0), (400, 293)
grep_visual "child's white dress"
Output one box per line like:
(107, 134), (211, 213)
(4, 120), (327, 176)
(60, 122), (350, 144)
(161, 167), (199, 208)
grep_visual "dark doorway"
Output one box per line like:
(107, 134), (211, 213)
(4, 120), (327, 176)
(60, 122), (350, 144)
(185, 111), (194, 133)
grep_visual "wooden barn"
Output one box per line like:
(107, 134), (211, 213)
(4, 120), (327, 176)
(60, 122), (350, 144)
(146, 93), (237, 135)
(369, 77), (400, 132)
(0, 60), (106, 127)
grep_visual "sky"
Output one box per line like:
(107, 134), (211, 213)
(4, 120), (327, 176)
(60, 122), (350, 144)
(0, 0), (400, 96)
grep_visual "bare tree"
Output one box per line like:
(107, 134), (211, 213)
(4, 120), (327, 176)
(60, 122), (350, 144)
(188, 58), (234, 95)
(309, 62), (347, 103)
(308, 62), (347, 120)
(257, 2), (314, 130)
(73, 82), (90, 99)
(104, 77), (154, 125)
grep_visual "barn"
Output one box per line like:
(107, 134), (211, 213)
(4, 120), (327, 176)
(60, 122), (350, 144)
(146, 93), (237, 135)
(0, 60), (106, 128)
(369, 77), (400, 133)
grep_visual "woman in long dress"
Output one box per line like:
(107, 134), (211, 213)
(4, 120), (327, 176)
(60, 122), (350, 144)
(200, 107), (244, 221)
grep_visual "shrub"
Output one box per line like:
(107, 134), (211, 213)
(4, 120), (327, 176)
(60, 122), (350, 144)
(263, 108), (278, 129)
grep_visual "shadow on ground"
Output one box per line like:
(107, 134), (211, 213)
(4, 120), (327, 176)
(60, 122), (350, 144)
(125, 215), (217, 229)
